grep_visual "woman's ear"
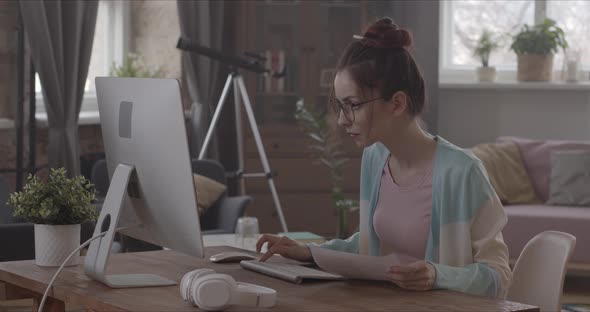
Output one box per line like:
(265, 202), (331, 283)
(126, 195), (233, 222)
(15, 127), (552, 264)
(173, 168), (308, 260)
(390, 91), (408, 116)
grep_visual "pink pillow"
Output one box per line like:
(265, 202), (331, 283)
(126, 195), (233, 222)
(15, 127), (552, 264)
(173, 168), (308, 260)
(497, 137), (590, 202)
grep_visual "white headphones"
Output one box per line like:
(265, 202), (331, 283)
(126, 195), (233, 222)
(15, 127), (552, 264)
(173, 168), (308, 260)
(180, 268), (277, 311)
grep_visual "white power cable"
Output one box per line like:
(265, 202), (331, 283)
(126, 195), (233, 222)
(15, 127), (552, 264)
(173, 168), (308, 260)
(37, 224), (136, 312)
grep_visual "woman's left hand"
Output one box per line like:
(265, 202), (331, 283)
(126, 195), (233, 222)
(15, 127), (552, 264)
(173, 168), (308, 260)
(386, 260), (436, 291)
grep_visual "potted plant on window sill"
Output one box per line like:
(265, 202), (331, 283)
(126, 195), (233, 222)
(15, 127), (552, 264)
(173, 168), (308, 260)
(7, 168), (98, 267)
(510, 18), (568, 81)
(473, 29), (501, 82)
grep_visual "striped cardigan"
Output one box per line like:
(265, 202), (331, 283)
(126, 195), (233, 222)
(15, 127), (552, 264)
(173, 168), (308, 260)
(319, 136), (512, 297)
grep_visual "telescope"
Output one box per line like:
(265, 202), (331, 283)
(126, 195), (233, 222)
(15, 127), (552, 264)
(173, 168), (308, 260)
(175, 37), (289, 232)
(176, 37), (285, 77)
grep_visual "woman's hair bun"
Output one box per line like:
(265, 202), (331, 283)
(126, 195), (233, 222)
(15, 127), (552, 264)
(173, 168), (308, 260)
(361, 17), (413, 49)
(375, 17), (395, 27)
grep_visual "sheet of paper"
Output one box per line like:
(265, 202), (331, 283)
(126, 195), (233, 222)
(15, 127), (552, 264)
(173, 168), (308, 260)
(309, 245), (418, 281)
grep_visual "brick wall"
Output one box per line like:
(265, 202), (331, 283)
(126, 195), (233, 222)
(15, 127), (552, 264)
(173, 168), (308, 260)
(0, 1), (20, 191)
(0, 0), (17, 120)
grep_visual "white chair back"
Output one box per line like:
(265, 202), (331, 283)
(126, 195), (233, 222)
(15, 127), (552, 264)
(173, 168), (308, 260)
(506, 231), (576, 312)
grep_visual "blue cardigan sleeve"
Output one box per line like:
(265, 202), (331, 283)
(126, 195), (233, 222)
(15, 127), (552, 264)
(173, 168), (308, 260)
(430, 161), (512, 297)
(315, 232), (360, 254)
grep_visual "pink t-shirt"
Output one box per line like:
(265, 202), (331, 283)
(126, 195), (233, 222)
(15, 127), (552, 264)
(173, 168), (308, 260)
(373, 157), (433, 259)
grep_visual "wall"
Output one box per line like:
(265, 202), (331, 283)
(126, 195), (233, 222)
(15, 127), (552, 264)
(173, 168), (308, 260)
(438, 87), (590, 148)
(130, 0), (181, 80)
(371, 1), (440, 133)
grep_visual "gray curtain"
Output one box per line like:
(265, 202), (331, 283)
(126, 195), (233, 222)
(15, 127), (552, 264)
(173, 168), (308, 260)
(19, 0), (98, 176)
(370, 1), (440, 134)
(177, 0), (225, 160)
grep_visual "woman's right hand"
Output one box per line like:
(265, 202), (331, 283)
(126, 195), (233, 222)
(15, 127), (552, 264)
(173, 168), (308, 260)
(256, 234), (313, 262)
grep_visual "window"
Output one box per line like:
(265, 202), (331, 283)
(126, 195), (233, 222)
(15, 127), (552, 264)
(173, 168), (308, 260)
(546, 1), (590, 70)
(441, 0), (590, 80)
(35, 0), (129, 116)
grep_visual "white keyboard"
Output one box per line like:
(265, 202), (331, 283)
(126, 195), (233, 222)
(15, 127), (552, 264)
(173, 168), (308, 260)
(240, 260), (345, 283)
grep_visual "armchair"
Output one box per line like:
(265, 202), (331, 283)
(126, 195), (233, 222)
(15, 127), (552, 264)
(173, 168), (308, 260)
(89, 158), (251, 252)
(192, 159), (252, 234)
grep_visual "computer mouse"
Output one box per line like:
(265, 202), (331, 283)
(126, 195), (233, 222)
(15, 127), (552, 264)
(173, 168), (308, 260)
(209, 251), (257, 263)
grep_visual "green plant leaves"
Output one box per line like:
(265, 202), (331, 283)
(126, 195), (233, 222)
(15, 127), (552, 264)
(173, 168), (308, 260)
(510, 18), (568, 55)
(7, 168), (98, 225)
(110, 53), (162, 78)
(474, 29), (502, 67)
(294, 98), (359, 238)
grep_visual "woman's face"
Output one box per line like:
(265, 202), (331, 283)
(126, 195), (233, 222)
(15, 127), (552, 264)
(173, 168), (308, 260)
(333, 70), (393, 148)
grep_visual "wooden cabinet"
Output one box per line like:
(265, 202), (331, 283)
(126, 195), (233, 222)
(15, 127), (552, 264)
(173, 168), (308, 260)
(235, 1), (370, 238)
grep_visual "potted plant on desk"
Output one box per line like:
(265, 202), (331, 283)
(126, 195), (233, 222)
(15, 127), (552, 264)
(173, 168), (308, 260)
(510, 18), (568, 81)
(7, 168), (98, 267)
(473, 29), (502, 82)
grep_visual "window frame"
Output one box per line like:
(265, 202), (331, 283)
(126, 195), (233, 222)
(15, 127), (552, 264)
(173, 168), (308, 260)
(439, 0), (589, 83)
(35, 0), (130, 123)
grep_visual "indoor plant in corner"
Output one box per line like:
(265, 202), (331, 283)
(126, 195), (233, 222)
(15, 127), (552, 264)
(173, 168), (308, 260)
(473, 29), (501, 82)
(510, 18), (568, 81)
(294, 98), (359, 239)
(8, 168), (97, 267)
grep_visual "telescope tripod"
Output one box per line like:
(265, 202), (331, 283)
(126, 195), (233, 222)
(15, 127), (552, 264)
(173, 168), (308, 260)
(198, 70), (288, 233)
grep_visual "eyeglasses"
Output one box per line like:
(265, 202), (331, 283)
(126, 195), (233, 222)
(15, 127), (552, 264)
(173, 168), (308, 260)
(330, 95), (382, 123)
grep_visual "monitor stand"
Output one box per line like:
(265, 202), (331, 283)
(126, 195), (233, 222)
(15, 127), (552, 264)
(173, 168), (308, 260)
(84, 163), (176, 288)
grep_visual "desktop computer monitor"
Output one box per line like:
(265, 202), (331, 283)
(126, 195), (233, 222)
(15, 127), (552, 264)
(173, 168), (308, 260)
(84, 77), (204, 288)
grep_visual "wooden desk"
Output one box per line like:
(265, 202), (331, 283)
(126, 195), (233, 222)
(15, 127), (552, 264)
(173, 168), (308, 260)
(0, 246), (538, 311)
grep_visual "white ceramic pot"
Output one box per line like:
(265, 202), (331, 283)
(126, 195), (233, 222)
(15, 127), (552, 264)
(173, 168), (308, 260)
(34, 224), (81, 267)
(476, 66), (496, 82)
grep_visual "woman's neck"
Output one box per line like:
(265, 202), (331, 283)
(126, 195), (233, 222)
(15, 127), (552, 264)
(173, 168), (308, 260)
(381, 120), (436, 171)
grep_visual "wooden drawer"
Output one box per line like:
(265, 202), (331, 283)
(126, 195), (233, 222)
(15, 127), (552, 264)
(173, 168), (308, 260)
(244, 157), (360, 193)
(245, 192), (360, 239)
(243, 123), (302, 138)
(245, 136), (362, 158)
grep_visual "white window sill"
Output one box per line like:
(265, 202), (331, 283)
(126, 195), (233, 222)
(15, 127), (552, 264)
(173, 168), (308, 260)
(440, 79), (590, 91)
(33, 93), (193, 128)
(440, 68), (590, 91)
(35, 109), (192, 128)
(35, 111), (101, 127)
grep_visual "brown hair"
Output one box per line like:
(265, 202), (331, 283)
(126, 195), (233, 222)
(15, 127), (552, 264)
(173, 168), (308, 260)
(335, 17), (425, 116)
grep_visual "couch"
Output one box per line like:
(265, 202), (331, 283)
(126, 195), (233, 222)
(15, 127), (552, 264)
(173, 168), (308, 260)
(496, 137), (590, 271)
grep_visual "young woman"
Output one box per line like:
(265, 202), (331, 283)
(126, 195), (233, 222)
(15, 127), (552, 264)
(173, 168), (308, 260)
(256, 17), (511, 298)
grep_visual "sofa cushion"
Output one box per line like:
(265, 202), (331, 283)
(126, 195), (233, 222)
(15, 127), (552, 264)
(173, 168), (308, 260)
(547, 150), (590, 206)
(503, 204), (590, 263)
(497, 137), (590, 202)
(471, 142), (539, 204)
